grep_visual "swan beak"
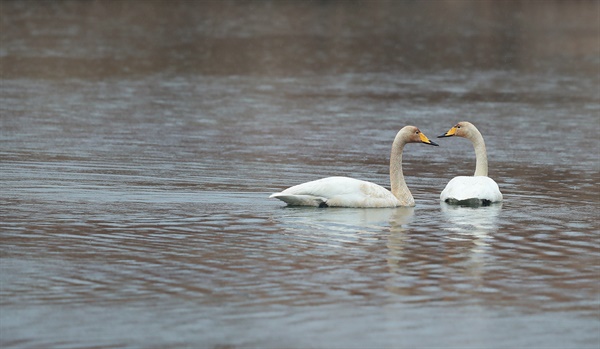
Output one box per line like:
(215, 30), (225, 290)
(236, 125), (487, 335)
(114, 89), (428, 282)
(438, 126), (457, 138)
(420, 132), (439, 146)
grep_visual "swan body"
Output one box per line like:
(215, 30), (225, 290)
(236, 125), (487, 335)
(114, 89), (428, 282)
(271, 176), (405, 208)
(270, 126), (438, 208)
(440, 176), (502, 205)
(438, 121), (502, 206)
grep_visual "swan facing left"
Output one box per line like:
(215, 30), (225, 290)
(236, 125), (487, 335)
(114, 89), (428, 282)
(437, 121), (503, 206)
(269, 126), (439, 208)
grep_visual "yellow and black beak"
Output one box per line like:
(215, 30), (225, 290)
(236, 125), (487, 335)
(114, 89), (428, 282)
(438, 126), (457, 138)
(420, 132), (439, 146)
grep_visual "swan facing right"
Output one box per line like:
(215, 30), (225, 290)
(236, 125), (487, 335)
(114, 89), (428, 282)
(437, 121), (503, 206)
(270, 126), (439, 208)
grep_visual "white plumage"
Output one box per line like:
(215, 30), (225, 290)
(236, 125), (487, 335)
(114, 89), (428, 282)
(440, 176), (502, 205)
(270, 126), (439, 208)
(438, 121), (503, 206)
(270, 176), (403, 208)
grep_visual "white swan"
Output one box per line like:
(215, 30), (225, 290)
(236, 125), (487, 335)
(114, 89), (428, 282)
(270, 126), (439, 208)
(437, 121), (503, 206)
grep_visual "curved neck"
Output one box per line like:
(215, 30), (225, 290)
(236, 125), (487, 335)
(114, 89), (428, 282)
(468, 130), (488, 177)
(390, 133), (414, 206)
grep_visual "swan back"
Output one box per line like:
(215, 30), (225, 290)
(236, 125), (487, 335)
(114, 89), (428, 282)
(270, 176), (404, 208)
(440, 176), (503, 205)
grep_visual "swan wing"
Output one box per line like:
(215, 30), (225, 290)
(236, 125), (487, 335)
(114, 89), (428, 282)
(270, 176), (400, 207)
(440, 176), (503, 203)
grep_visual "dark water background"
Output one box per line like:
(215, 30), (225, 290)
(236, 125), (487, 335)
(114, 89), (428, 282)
(1, 1), (599, 348)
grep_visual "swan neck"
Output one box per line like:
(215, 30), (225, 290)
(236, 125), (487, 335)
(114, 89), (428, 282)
(390, 135), (414, 205)
(470, 130), (488, 177)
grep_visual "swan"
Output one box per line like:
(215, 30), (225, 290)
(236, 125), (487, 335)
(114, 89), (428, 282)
(437, 121), (503, 206)
(269, 126), (439, 208)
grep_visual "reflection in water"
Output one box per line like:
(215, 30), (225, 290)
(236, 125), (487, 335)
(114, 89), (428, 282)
(272, 206), (414, 236)
(441, 202), (502, 282)
(441, 202), (501, 241)
(386, 203), (503, 299)
(1, 0), (599, 348)
(385, 212), (412, 296)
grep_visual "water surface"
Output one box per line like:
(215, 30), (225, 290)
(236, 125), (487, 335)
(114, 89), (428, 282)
(1, 1), (599, 348)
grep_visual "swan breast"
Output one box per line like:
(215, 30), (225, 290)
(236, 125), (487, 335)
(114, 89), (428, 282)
(440, 176), (503, 204)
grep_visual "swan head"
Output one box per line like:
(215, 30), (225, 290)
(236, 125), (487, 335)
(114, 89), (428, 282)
(401, 126), (439, 146)
(437, 121), (478, 139)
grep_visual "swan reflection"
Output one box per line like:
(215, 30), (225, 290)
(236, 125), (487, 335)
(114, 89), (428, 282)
(385, 203), (502, 296)
(441, 202), (502, 240)
(441, 202), (502, 280)
(272, 206), (414, 243)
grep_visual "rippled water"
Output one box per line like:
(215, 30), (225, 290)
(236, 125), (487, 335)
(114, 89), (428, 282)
(1, 1), (599, 348)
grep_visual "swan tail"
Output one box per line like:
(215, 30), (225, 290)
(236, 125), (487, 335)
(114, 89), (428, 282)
(269, 193), (327, 207)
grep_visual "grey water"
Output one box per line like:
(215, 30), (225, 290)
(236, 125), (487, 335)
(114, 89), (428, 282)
(1, 1), (599, 348)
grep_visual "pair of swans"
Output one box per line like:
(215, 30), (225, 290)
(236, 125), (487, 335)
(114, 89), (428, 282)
(270, 122), (502, 208)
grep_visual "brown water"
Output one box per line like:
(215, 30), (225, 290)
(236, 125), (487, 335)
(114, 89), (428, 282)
(1, 1), (599, 348)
